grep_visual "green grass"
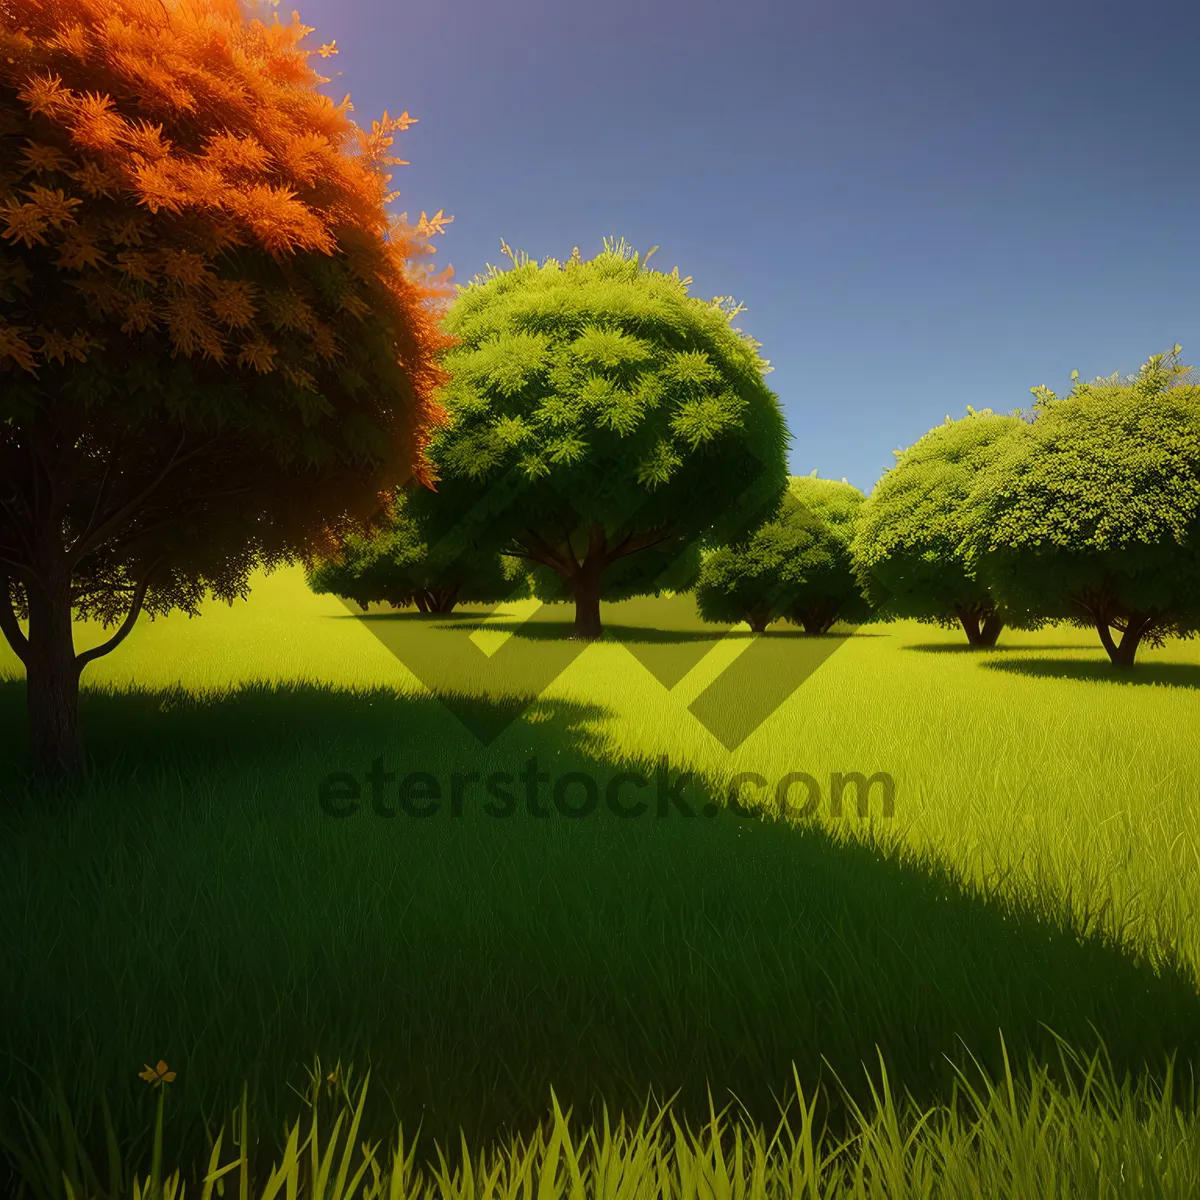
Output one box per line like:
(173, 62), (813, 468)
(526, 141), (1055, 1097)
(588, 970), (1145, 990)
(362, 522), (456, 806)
(1, 565), (1199, 1196)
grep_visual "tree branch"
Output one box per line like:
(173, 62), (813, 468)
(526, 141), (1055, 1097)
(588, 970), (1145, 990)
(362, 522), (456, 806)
(521, 527), (577, 577)
(0, 569), (29, 666)
(503, 541), (560, 570)
(603, 522), (676, 565)
(78, 451), (116, 559)
(74, 558), (162, 670)
(558, 514), (580, 573)
(67, 432), (225, 565)
(88, 483), (265, 558)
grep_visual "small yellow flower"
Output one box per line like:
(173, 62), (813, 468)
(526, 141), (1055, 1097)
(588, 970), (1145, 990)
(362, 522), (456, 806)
(139, 1060), (177, 1087)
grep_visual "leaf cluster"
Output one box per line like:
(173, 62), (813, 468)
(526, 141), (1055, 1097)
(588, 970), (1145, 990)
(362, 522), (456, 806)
(695, 473), (870, 630)
(305, 486), (531, 609)
(850, 408), (1032, 628)
(0, 0), (455, 635)
(426, 236), (791, 567)
(963, 351), (1200, 639)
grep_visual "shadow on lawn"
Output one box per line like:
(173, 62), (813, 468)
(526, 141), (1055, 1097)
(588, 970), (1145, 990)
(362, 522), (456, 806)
(982, 658), (1200, 690)
(899, 642), (1086, 654)
(352, 612), (879, 645)
(344, 589), (885, 646)
(1, 677), (1199, 1180)
(0, 675), (613, 793)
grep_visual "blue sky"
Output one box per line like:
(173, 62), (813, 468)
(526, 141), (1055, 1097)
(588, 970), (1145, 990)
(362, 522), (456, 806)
(295, 0), (1200, 494)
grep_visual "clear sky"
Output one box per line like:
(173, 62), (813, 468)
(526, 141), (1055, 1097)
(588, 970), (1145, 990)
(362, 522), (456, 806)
(294, 0), (1200, 494)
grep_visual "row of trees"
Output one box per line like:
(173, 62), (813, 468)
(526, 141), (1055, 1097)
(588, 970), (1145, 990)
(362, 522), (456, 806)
(854, 349), (1200, 665)
(0, 0), (791, 778)
(2, 0), (1197, 782)
(308, 235), (791, 638)
(310, 339), (1200, 674)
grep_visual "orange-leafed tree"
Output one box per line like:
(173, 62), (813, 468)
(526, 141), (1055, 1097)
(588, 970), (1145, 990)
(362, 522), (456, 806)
(0, 0), (457, 780)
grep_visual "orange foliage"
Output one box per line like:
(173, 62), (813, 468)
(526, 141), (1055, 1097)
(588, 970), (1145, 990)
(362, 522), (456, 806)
(0, 0), (456, 486)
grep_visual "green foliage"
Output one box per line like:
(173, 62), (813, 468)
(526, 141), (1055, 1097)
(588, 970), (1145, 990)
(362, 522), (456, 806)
(963, 348), (1200, 662)
(426, 237), (790, 623)
(695, 473), (871, 632)
(305, 487), (530, 612)
(851, 408), (1032, 635)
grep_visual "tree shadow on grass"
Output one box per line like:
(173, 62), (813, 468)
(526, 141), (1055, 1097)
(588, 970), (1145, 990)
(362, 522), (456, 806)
(350, 613), (884, 645)
(340, 594), (886, 645)
(1, 677), (1198, 1184)
(0, 675), (614, 794)
(433, 618), (731, 644)
(899, 642), (1086, 654)
(981, 657), (1200, 690)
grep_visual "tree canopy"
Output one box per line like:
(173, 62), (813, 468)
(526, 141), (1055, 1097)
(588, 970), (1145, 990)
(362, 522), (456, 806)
(851, 408), (1028, 646)
(695, 473), (870, 633)
(0, 0), (455, 776)
(425, 237), (791, 639)
(962, 347), (1200, 666)
(306, 485), (530, 613)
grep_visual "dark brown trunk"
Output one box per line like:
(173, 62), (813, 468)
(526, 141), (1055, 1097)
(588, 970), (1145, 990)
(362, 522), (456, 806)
(429, 585), (460, 614)
(956, 605), (1001, 647)
(978, 613), (1004, 647)
(1097, 614), (1147, 667)
(796, 604), (839, 635)
(957, 608), (982, 645)
(25, 567), (85, 779)
(413, 591), (430, 613)
(572, 574), (603, 640)
(745, 605), (772, 634)
(570, 526), (606, 640)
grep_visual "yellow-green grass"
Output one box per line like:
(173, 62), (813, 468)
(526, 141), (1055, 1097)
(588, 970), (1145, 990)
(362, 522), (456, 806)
(5, 565), (1198, 973)
(9, 1052), (1200, 1200)
(1, 566), (1199, 1194)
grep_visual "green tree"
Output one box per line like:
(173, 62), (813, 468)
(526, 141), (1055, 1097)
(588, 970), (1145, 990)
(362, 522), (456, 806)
(305, 486), (530, 613)
(427, 237), (791, 640)
(851, 408), (1026, 646)
(963, 347), (1200, 667)
(0, 0), (456, 778)
(695, 473), (871, 633)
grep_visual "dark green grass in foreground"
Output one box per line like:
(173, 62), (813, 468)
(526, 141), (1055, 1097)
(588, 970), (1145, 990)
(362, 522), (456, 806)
(2, 676), (1199, 1195)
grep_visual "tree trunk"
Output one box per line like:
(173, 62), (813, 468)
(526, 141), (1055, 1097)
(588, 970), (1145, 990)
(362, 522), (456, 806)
(1096, 615), (1147, 667)
(745, 604), (772, 634)
(413, 591), (430, 613)
(570, 527), (606, 640)
(796, 604), (839, 635)
(428, 585), (459, 614)
(24, 569), (85, 779)
(957, 608), (981, 645)
(956, 605), (1000, 647)
(978, 613), (1004, 647)
(572, 572), (603, 640)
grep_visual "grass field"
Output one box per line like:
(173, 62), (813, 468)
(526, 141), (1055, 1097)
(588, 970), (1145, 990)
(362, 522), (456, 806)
(2, 565), (1200, 1196)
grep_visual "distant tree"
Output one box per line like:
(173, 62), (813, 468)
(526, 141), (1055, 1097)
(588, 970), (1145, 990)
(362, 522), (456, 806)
(782, 474), (872, 633)
(0, 0), (456, 778)
(695, 473), (871, 633)
(427, 237), (791, 640)
(851, 408), (1028, 646)
(963, 347), (1200, 667)
(306, 486), (530, 613)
